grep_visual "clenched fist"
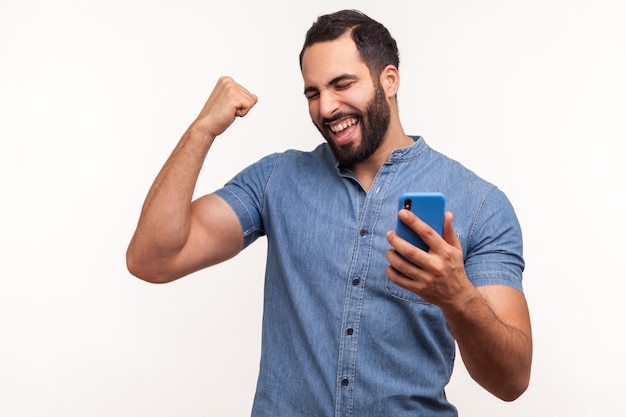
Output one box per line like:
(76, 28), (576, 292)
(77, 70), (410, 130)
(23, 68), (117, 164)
(191, 76), (258, 139)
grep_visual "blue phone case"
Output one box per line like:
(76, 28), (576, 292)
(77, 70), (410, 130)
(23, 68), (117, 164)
(395, 192), (445, 252)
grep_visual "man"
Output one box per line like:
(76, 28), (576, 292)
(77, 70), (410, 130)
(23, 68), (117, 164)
(127, 9), (532, 416)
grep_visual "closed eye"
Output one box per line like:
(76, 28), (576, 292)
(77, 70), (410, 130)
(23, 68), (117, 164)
(305, 92), (319, 101)
(304, 86), (319, 101)
(304, 74), (358, 101)
(335, 81), (354, 91)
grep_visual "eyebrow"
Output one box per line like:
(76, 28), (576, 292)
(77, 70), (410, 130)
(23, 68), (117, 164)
(303, 74), (358, 96)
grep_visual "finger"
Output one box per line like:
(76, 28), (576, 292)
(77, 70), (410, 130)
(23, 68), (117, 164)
(442, 211), (462, 250)
(235, 94), (259, 117)
(388, 213), (432, 265)
(386, 229), (418, 261)
(385, 246), (412, 271)
(385, 264), (415, 287)
(385, 261), (428, 296)
(386, 231), (428, 271)
(398, 208), (442, 250)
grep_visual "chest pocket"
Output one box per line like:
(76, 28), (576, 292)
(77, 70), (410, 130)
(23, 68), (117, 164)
(384, 279), (430, 304)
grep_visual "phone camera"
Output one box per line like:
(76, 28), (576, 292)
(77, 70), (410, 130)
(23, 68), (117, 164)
(403, 199), (412, 210)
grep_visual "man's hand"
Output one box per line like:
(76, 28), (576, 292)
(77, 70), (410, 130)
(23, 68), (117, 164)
(386, 210), (473, 308)
(190, 76), (258, 139)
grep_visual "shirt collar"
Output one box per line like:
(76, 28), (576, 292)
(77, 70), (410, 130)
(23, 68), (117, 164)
(387, 135), (427, 163)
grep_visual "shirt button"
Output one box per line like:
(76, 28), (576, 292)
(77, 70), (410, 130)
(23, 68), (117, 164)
(342, 378), (349, 387)
(346, 328), (354, 335)
(359, 229), (367, 236)
(352, 278), (360, 286)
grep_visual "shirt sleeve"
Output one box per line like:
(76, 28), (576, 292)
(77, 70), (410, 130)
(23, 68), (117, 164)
(463, 186), (525, 292)
(213, 153), (280, 249)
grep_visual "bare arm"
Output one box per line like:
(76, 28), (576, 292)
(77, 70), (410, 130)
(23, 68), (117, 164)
(386, 210), (532, 401)
(126, 76), (258, 283)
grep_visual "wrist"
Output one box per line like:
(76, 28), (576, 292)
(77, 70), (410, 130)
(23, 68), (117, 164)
(441, 283), (484, 319)
(185, 124), (217, 145)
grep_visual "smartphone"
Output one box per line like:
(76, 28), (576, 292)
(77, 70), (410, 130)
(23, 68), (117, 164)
(395, 192), (446, 252)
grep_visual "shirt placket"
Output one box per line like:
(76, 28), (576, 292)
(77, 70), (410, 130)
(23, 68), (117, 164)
(334, 167), (393, 417)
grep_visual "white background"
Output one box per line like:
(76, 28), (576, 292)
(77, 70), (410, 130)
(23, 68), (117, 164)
(1, 0), (624, 415)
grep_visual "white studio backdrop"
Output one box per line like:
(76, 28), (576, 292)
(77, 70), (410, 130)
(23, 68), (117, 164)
(1, 0), (624, 416)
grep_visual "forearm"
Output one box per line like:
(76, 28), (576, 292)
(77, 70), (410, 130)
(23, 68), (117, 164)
(127, 128), (215, 275)
(442, 288), (532, 401)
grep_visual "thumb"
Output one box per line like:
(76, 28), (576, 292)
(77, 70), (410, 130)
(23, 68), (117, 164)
(235, 94), (259, 118)
(443, 211), (462, 250)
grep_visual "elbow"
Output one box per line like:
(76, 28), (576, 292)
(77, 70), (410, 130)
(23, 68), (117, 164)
(126, 254), (157, 284)
(501, 352), (533, 401)
(126, 247), (175, 284)
(493, 371), (531, 402)
(497, 382), (529, 402)
(471, 356), (532, 402)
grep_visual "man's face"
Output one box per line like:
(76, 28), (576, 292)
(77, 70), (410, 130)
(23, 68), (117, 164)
(301, 33), (391, 167)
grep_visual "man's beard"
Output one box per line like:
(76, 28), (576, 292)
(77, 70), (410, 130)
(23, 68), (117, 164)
(315, 83), (391, 167)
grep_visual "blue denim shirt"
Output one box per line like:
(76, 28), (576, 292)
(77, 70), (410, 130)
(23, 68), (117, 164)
(214, 136), (524, 417)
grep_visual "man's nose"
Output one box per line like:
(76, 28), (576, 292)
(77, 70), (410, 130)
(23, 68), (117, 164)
(318, 90), (339, 118)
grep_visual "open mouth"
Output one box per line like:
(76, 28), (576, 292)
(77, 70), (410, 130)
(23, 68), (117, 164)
(328, 117), (359, 133)
(325, 116), (360, 145)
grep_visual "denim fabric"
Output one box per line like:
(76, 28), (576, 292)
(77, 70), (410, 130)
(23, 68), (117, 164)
(213, 136), (524, 417)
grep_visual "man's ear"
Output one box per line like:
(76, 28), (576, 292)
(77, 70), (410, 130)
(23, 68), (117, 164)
(380, 65), (400, 98)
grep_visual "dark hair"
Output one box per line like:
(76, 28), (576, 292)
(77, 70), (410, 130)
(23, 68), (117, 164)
(299, 9), (400, 77)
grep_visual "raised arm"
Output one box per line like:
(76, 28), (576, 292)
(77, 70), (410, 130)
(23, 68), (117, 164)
(126, 77), (258, 283)
(386, 210), (532, 401)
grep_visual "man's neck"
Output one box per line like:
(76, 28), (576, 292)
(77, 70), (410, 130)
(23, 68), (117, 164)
(351, 128), (412, 192)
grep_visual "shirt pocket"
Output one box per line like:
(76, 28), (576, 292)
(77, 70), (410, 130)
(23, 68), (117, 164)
(384, 278), (430, 304)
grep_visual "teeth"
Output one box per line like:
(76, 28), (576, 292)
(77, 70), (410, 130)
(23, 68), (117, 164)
(330, 118), (357, 133)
